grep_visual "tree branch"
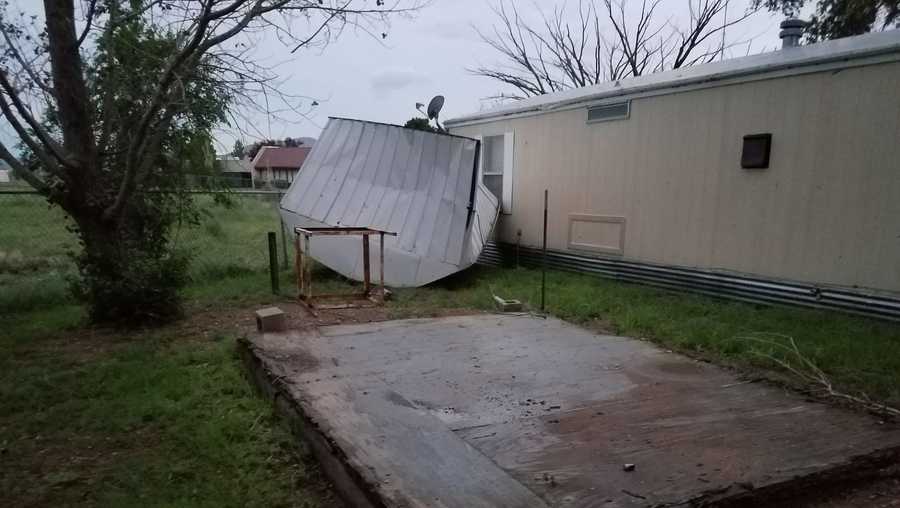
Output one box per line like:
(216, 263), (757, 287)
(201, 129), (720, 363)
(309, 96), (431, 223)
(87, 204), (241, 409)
(0, 88), (62, 175)
(107, 0), (222, 221)
(0, 68), (71, 167)
(0, 23), (53, 95)
(77, 0), (99, 46)
(0, 140), (49, 192)
(43, 0), (98, 171)
(474, 0), (756, 98)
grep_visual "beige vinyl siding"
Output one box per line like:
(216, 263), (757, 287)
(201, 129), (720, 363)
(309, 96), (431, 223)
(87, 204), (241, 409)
(452, 60), (900, 294)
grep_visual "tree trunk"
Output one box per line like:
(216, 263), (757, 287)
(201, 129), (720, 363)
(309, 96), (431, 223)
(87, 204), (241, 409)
(70, 204), (189, 325)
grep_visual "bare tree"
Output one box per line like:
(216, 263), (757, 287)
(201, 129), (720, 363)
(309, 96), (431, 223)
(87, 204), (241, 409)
(0, 0), (422, 324)
(472, 0), (756, 100)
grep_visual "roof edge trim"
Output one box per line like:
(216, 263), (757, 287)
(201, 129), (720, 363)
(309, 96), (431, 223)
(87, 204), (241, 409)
(328, 116), (479, 142)
(446, 31), (900, 127)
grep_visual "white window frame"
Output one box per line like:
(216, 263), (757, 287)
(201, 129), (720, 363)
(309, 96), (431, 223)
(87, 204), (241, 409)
(477, 132), (515, 214)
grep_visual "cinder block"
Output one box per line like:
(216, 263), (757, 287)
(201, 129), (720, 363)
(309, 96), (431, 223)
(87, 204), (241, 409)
(255, 307), (286, 332)
(493, 295), (523, 312)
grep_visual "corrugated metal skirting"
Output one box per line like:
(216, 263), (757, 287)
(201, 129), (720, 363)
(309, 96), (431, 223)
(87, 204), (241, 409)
(478, 242), (900, 321)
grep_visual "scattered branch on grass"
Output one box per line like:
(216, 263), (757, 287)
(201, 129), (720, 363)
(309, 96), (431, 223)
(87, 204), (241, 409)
(737, 333), (900, 418)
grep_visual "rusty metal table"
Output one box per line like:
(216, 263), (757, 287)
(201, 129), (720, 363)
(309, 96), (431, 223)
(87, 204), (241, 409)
(293, 226), (397, 314)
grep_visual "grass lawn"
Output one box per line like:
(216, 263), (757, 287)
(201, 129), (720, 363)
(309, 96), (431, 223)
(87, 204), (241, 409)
(1, 303), (337, 507)
(1, 193), (342, 507)
(2, 192), (900, 506)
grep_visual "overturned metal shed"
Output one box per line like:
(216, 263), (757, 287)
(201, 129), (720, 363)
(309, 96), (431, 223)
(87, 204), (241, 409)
(280, 117), (499, 287)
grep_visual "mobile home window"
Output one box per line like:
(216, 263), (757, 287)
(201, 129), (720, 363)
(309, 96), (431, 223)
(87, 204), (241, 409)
(586, 101), (630, 123)
(482, 135), (504, 203)
(479, 132), (515, 213)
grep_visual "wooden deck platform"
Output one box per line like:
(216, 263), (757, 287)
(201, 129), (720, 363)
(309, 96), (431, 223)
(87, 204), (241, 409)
(241, 314), (900, 507)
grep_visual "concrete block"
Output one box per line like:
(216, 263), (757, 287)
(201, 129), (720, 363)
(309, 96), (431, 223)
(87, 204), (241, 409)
(493, 295), (523, 312)
(256, 307), (286, 332)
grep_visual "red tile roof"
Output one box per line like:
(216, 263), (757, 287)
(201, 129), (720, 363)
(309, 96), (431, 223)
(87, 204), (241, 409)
(252, 146), (311, 169)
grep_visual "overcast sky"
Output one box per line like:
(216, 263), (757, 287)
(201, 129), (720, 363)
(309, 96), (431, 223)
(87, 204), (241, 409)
(1, 1), (791, 155)
(212, 0), (788, 153)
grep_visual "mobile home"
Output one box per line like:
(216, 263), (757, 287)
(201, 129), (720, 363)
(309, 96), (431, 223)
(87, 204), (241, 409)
(446, 30), (900, 318)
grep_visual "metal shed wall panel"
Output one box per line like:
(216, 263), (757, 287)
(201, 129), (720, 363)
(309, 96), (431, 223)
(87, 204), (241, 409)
(280, 118), (499, 287)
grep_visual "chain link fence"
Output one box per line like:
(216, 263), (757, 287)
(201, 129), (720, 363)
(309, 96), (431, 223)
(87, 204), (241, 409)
(0, 186), (298, 313)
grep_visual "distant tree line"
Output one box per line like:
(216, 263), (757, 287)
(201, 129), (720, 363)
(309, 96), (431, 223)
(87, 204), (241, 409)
(232, 137), (310, 160)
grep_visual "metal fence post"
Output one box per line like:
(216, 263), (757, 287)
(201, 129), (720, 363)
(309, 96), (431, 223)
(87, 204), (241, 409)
(268, 232), (279, 294)
(279, 216), (288, 270)
(541, 190), (548, 312)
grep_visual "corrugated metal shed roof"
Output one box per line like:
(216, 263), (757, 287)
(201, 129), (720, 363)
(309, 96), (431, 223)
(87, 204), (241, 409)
(446, 29), (900, 126)
(252, 146), (311, 169)
(279, 117), (499, 286)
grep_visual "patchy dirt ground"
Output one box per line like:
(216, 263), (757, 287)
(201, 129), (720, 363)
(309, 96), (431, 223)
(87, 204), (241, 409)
(188, 298), (481, 337)
(808, 476), (900, 507)
(34, 300), (428, 361)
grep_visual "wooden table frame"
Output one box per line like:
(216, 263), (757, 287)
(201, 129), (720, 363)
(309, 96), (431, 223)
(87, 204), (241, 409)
(294, 226), (397, 314)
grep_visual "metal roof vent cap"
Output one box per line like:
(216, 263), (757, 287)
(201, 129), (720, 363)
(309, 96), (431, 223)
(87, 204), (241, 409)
(779, 18), (807, 48)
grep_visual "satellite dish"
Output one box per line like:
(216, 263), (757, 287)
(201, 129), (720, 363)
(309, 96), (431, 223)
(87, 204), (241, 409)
(425, 95), (446, 133)
(426, 95), (445, 120)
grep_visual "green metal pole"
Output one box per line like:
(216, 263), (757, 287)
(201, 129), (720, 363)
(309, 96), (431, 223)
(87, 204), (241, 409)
(280, 216), (289, 270)
(268, 232), (279, 294)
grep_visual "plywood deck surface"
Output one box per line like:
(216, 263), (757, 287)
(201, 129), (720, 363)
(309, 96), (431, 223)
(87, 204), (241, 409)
(247, 315), (900, 507)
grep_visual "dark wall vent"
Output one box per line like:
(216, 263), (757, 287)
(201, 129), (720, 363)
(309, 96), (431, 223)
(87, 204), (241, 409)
(741, 133), (772, 169)
(587, 101), (630, 123)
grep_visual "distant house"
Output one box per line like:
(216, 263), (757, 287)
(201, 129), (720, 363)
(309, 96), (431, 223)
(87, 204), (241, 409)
(0, 159), (12, 183)
(217, 156), (253, 188)
(251, 146), (311, 189)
